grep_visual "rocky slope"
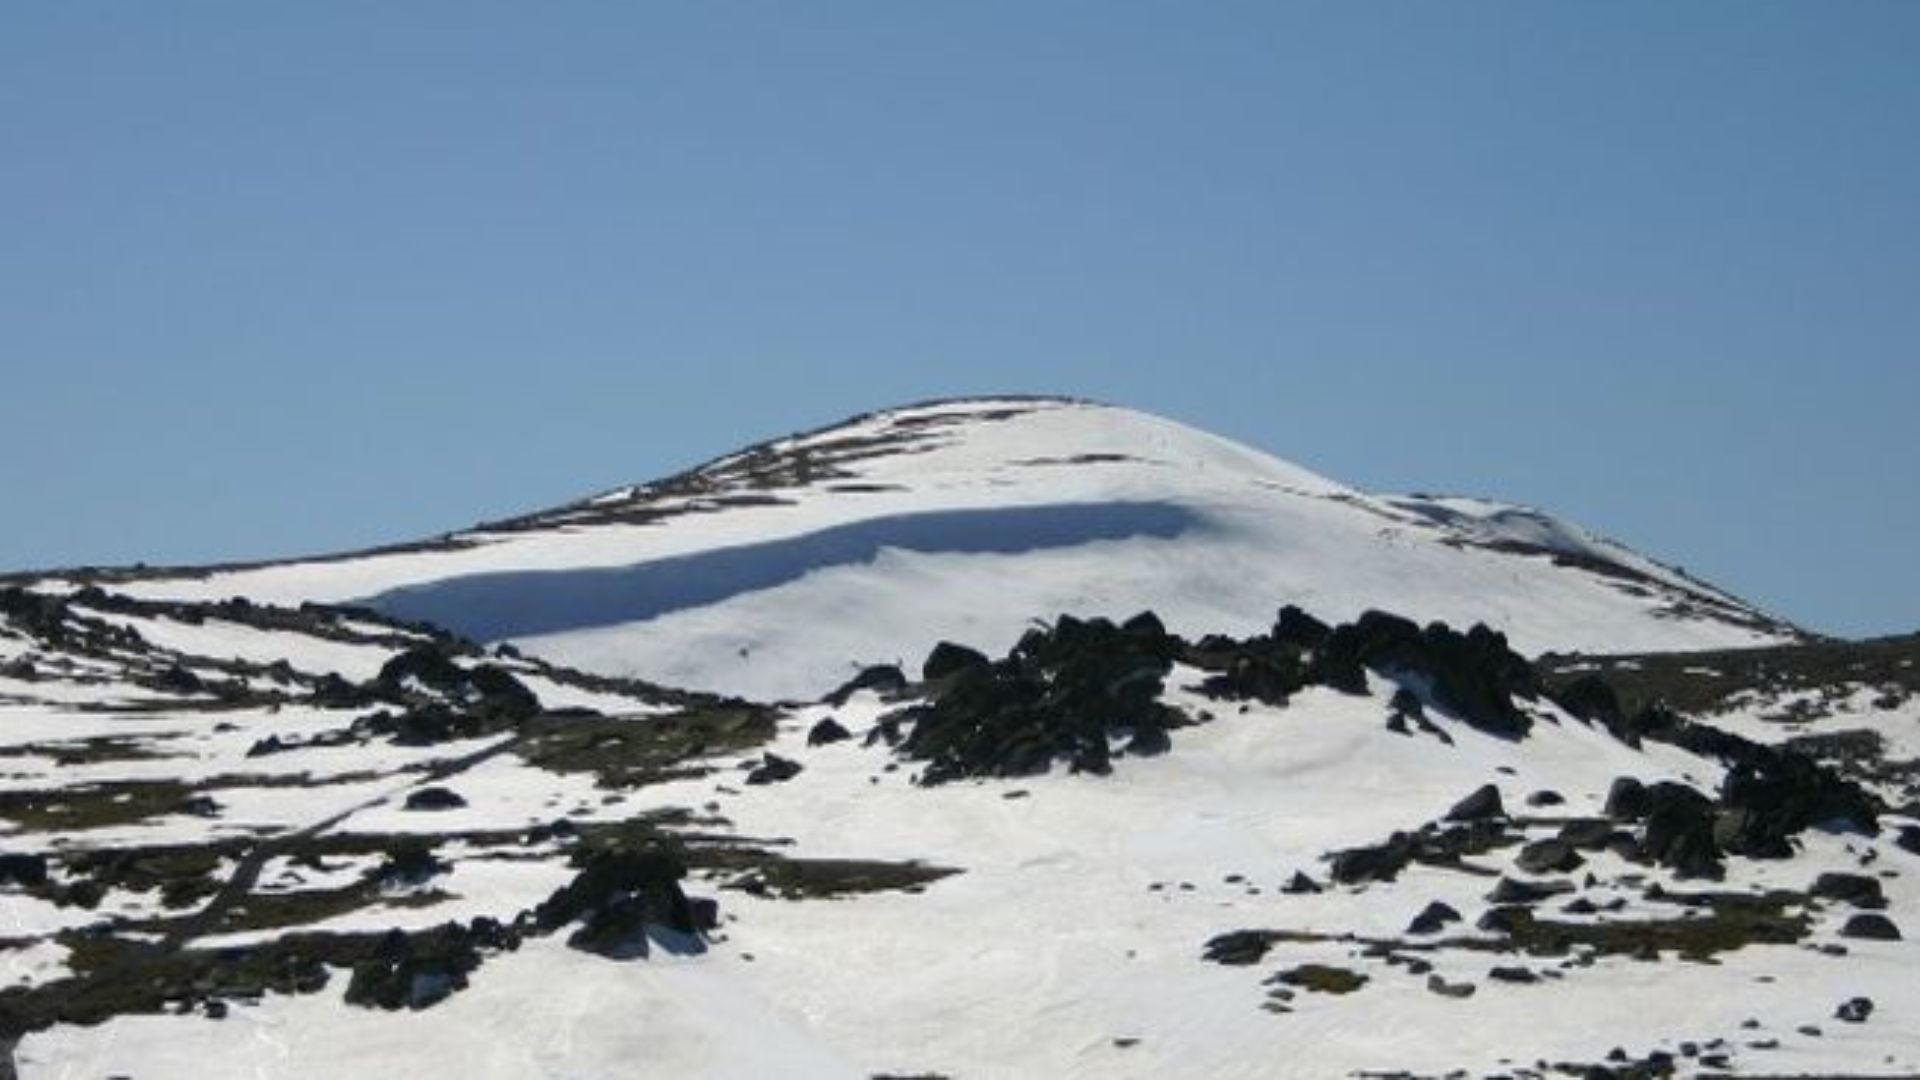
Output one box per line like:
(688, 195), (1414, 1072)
(3, 399), (1912, 1079)
(87, 397), (1798, 699)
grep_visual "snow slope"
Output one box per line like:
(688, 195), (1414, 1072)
(111, 397), (1796, 700)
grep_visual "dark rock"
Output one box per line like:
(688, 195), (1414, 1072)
(1272, 605), (1331, 650)
(403, 787), (467, 812)
(1487, 877), (1576, 905)
(1389, 687), (1426, 720)
(1550, 674), (1625, 734)
(921, 641), (990, 682)
(1810, 872), (1888, 910)
(0, 852), (50, 888)
(902, 614), (1183, 783)
(246, 735), (287, 758)
(1329, 835), (1413, 885)
(1124, 720), (1172, 757)
(1604, 777), (1651, 820)
(1446, 784), (1506, 823)
(1202, 930), (1274, 966)
(1515, 838), (1585, 876)
(534, 848), (708, 959)
(1526, 789), (1566, 808)
(372, 844), (447, 888)
(1279, 871), (1322, 895)
(1639, 782), (1723, 879)
(345, 926), (483, 1011)
(1835, 996), (1874, 1023)
(1839, 913), (1902, 941)
(156, 664), (203, 694)
(1557, 819), (1626, 850)
(806, 718), (852, 746)
(1896, 825), (1920, 855)
(824, 664), (909, 705)
(1477, 906), (1531, 934)
(1407, 901), (1462, 935)
(1312, 612), (1539, 737)
(1426, 974), (1476, 998)
(745, 753), (803, 785)
(1487, 965), (1539, 984)
(375, 648), (538, 724)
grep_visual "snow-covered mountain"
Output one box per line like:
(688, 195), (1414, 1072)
(111, 397), (1795, 699)
(5, 396), (1914, 1080)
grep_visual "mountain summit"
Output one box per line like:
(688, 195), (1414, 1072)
(122, 396), (1794, 698)
(4, 398), (1915, 1079)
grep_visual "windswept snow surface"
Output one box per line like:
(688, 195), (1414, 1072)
(116, 398), (1794, 700)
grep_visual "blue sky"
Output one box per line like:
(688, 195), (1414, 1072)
(3, 3), (1915, 637)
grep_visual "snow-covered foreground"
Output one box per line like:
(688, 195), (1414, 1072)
(105, 398), (1797, 699)
(4, 581), (1916, 1078)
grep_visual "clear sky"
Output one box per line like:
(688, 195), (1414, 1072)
(3, 3), (1915, 638)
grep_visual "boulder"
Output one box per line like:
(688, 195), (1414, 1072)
(0, 852), (50, 888)
(745, 753), (803, 785)
(403, 787), (467, 812)
(1407, 901), (1462, 936)
(1603, 777), (1651, 820)
(1810, 872), (1888, 911)
(1445, 784), (1506, 823)
(824, 664), (908, 705)
(1487, 877), (1575, 905)
(1839, 913), (1902, 941)
(806, 717), (852, 746)
(1515, 838), (1585, 876)
(1835, 997), (1875, 1023)
(921, 642), (990, 682)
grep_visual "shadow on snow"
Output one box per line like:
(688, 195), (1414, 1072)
(362, 501), (1201, 641)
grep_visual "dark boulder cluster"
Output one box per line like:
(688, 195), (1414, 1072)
(1327, 818), (1515, 886)
(1600, 756), (1878, 881)
(1190, 607), (1542, 739)
(373, 647), (540, 723)
(532, 849), (716, 960)
(343, 924), (492, 1011)
(898, 612), (1188, 784)
(0, 851), (50, 888)
(894, 603), (1557, 782)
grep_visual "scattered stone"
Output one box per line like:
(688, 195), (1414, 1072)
(1426, 974), (1476, 999)
(806, 718), (852, 746)
(1487, 966), (1539, 984)
(921, 641), (990, 682)
(534, 848), (712, 960)
(402, 787), (466, 812)
(1810, 872), (1888, 910)
(1280, 871), (1322, 895)
(1526, 789), (1565, 808)
(1202, 930), (1274, 966)
(1446, 784), (1506, 822)
(745, 753), (803, 786)
(1604, 777), (1651, 820)
(1835, 997), (1874, 1023)
(0, 852), (50, 888)
(1408, 901), (1463, 936)
(1515, 838), (1585, 875)
(1487, 877), (1575, 905)
(1274, 964), (1368, 994)
(1839, 913), (1902, 941)
(1557, 819), (1625, 850)
(824, 664), (908, 705)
